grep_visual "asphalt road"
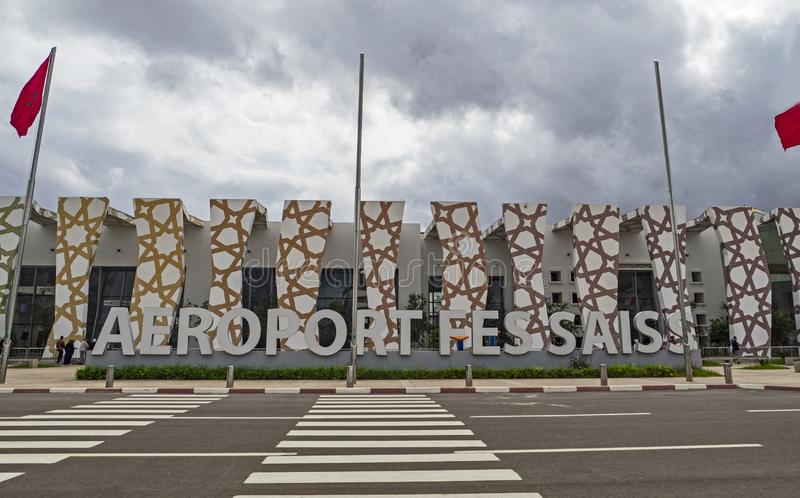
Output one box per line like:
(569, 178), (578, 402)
(0, 389), (799, 497)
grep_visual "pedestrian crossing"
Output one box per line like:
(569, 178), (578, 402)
(0, 393), (227, 485)
(235, 394), (540, 498)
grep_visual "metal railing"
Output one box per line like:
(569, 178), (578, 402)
(8, 347), (47, 359)
(701, 346), (800, 358)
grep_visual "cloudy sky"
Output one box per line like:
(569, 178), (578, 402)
(1, 0), (799, 226)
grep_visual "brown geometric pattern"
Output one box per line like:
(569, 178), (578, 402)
(571, 204), (621, 350)
(638, 205), (695, 345)
(0, 196), (24, 333)
(502, 203), (549, 350)
(129, 198), (187, 347)
(360, 201), (404, 350)
(208, 199), (265, 348)
(431, 202), (488, 350)
(45, 197), (109, 356)
(707, 207), (772, 357)
(770, 208), (800, 333)
(276, 200), (331, 350)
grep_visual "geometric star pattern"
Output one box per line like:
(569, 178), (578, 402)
(276, 200), (331, 351)
(360, 201), (404, 350)
(431, 201), (488, 351)
(707, 206), (772, 357)
(769, 208), (800, 334)
(571, 204), (621, 351)
(45, 197), (109, 356)
(637, 205), (695, 346)
(502, 202), (549, 350)
(0, 196), (24, 335)
(128, 198), (187, 348)
(208, 199), (264, 349)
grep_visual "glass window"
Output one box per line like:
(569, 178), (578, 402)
(550, 270), (562, 283)
(86, 267), (137, 341)
(427, 276), (442, 327)
(691, 271), (703, 283)
(11, 266), (57, 347)
(618, 270), (658, 345)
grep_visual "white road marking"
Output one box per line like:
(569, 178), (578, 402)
(0, 454), (70, 464)
(0, 421), (153, 427)
(312, 404), (440, 409)
(458, 443), (763, 454)
(308, 409), (447, 414)
(261, 452), (498, 464)
(747, 408), (800, 413)
(277, 440), (486, 448)
(318, 395), (428, 398)
(48, 410), (187, 414)
(233, 494), (541, 498)
(0, 473), (24, 484)
(128, 394), (227, 397)
(303, 414), (455, 419)
(296, 421), (464, 427)
(0, 430), (130, 437)
(22, 414), (173, 419)
(66, 452), (296, 457)
(244, 469), (521, 484)
(102, 400), (213, 404)
(286, 429), (474, 437)
(315, 400), (437, 404)
(70, 404), (201, 409)
(471, 412), (651, 419)
(0, 441), (103, 449)
(169, 417), (303, 420)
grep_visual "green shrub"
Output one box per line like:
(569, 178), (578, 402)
(75, 364), (719, 380)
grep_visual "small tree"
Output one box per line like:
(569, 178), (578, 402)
(405, 292), (433, 348)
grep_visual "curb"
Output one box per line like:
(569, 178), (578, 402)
(0, 383), (795, 394)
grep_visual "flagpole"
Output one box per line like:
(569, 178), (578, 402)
(653, 60), (693, 382)
(347, 53), (365, 388)
(0, 47), (57, 384)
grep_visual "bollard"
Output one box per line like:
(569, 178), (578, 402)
(346, 365), (355, 388)
(723, 361), (733, 384)
(105, 365), (114, 388)
(226, 365), (235, 388)
(465, 364), (473, 387)
(600, 363), (608, 387)
(31, 359), (39, 369)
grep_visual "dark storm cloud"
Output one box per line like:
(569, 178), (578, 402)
(1, 0), (799, 226)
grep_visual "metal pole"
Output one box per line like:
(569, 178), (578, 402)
(0, 47), (57, 384)
(105, 365), (114, 388)
(654, 60), (693, 382)
(348, 53), (364, 388)
(226, 365), (234, 388)
(465, 364), (473, 387)
(723, 361), (733, 384)
(600, 363), (608, 386)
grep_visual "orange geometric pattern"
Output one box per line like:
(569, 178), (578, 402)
(129, 198), (187, 347)
(208, 199), (265, 348)
(431, 202), (488, 350)
(360, 201), (404, 350)
(45, 197), (109, 355)
(276, 200), (331, 350)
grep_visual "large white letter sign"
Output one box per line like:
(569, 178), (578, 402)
(177, 307), (214, 355)
(582, 311), (618, 355)
(391, 309), (421, 356)
(356, 309), (388, 356)
(216, 308), (260, 355)
(472, 310), (500, 355)
(439, 310), (467, 355)
(548, 311), (577, 356)
(266, 309), (300, 355)
(634, 310), (662, 353)
(140, 307), (172, 355)
(92, 307), (136, 356)
(305, 309), (347, 356)
(503, 311), (534, 355)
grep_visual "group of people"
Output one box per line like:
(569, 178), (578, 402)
(54, 337), (92, 365)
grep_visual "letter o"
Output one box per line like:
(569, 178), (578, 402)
(216, 308), (260, 355)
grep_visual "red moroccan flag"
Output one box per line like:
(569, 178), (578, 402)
(9, 56), (49, 137)
(775, 103), (800, 150)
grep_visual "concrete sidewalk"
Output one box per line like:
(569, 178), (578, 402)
(2, 363), (799, 389)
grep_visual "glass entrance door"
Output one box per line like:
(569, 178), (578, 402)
(618, 270), (658, 344)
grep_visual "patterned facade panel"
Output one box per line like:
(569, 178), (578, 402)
(276, 200), (331, 350)
(638, 205), (695, 344)
(208, 199), (263, 349)
(571, 204), (621, 350)
(771, 208), (800, 332)
(431, 202), (488, 350)
(360, 201), (404, 350)
(129, 198), (187, 347)
(44, 197), (109, 355)
(707, 207), (772, 357)
(502, 203), (549, 350)
(0, 197), (24, 334)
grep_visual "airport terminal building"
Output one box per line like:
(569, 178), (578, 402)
(1, 197), (798, 360)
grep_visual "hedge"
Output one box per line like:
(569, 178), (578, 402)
(75, 364), (719, 381)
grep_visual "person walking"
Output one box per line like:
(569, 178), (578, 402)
(55, 337), (65, 364)
(731, 336), (741, 364)
(63, 339), (75, 365)
(79, 339), (88, 365)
